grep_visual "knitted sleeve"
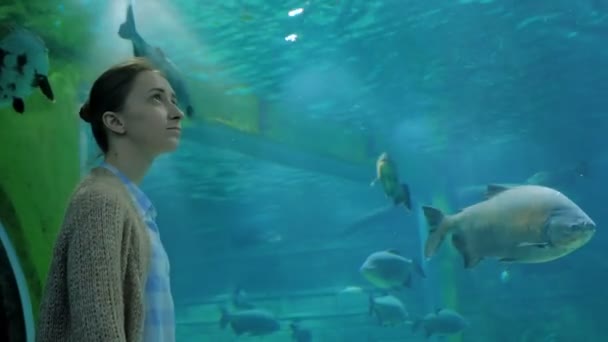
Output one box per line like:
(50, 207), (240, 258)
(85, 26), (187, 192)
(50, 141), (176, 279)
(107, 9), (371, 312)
(66, 188), (127, 341)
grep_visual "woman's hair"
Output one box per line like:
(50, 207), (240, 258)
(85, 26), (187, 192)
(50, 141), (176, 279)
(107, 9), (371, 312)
(79, 57), (157, 154)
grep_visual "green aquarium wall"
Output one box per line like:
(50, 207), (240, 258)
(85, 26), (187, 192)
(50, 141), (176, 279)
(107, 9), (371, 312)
(0, 1), (96, 340)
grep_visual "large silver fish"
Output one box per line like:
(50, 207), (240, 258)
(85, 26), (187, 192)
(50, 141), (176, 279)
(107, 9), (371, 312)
(368, 294), (409, 326)
(118, 4), (194, 118)
(423, 184), (596, 268)
(0, 25), (54, 114)
(360, 249), (425, 289)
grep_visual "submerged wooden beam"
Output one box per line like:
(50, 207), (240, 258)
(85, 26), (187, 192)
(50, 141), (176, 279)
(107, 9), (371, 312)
(185, 122), (374, 183)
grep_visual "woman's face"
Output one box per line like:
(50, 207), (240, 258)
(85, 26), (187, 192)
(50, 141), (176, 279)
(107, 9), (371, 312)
(120, 70), (185, 155)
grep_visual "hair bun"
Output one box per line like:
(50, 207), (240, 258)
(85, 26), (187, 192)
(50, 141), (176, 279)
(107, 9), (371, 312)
(79, 101), (91, 123)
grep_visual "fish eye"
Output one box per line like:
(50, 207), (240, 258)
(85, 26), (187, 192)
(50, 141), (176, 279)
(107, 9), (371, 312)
(570, 223), (591, 232)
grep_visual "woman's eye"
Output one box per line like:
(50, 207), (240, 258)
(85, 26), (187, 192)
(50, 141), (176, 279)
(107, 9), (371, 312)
(152, 94), (163, 101)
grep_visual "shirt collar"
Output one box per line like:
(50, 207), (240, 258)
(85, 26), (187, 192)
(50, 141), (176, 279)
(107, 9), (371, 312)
(100, 162), (156, 219)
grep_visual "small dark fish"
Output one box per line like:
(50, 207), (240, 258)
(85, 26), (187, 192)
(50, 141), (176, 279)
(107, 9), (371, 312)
(423, 184), (596, 268)
(360, 249), (425, 289)
(412, 308), (468, 339)
(118, 4), (194, 118)
(370, 152), (412, 210)
(290, 321), (312, 342)
(219, 307), (280, 337)
(0, 25), (54, 114)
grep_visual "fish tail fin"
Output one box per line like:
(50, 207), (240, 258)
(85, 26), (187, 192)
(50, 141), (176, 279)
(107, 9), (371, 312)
(422, 206), (453, 259)
(219, 306), (230, 329)
(34, 74), (54, 101)
(118, 4), (138, 40)
(401, 183), (412, 210)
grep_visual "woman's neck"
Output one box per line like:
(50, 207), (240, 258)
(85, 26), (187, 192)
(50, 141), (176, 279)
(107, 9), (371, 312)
(104, 144), (153, 185)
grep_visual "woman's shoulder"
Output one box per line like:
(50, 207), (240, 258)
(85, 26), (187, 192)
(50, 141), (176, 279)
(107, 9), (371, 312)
(60, 168), (144, 241)
(68, 167), (133, 212)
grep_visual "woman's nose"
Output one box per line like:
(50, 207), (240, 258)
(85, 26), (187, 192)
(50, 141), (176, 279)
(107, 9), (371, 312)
(170, 105), (185, 120)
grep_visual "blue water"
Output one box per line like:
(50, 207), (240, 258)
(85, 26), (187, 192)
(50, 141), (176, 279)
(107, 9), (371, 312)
(75, 0), (608, 340)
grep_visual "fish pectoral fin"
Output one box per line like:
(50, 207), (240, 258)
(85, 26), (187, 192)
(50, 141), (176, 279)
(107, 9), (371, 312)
(370, 178), (378, 187)
(517, 242), (550, 248)
(452, 233), (482, 269)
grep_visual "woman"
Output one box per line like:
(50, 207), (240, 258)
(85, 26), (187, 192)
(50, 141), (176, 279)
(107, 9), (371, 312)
(36, 57), (184, 341)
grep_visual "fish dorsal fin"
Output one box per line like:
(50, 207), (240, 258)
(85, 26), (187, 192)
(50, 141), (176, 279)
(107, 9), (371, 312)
(435, 308), (443, 314)
(485, 184), (511, 199)
(386, 249), (401, 255)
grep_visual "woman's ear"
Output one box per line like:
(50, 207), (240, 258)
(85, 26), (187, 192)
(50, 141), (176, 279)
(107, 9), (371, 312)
(102, 111), (126, 135)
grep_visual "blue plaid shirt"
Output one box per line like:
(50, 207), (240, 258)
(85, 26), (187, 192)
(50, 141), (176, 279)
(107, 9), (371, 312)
(101, 163), (176, 342)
